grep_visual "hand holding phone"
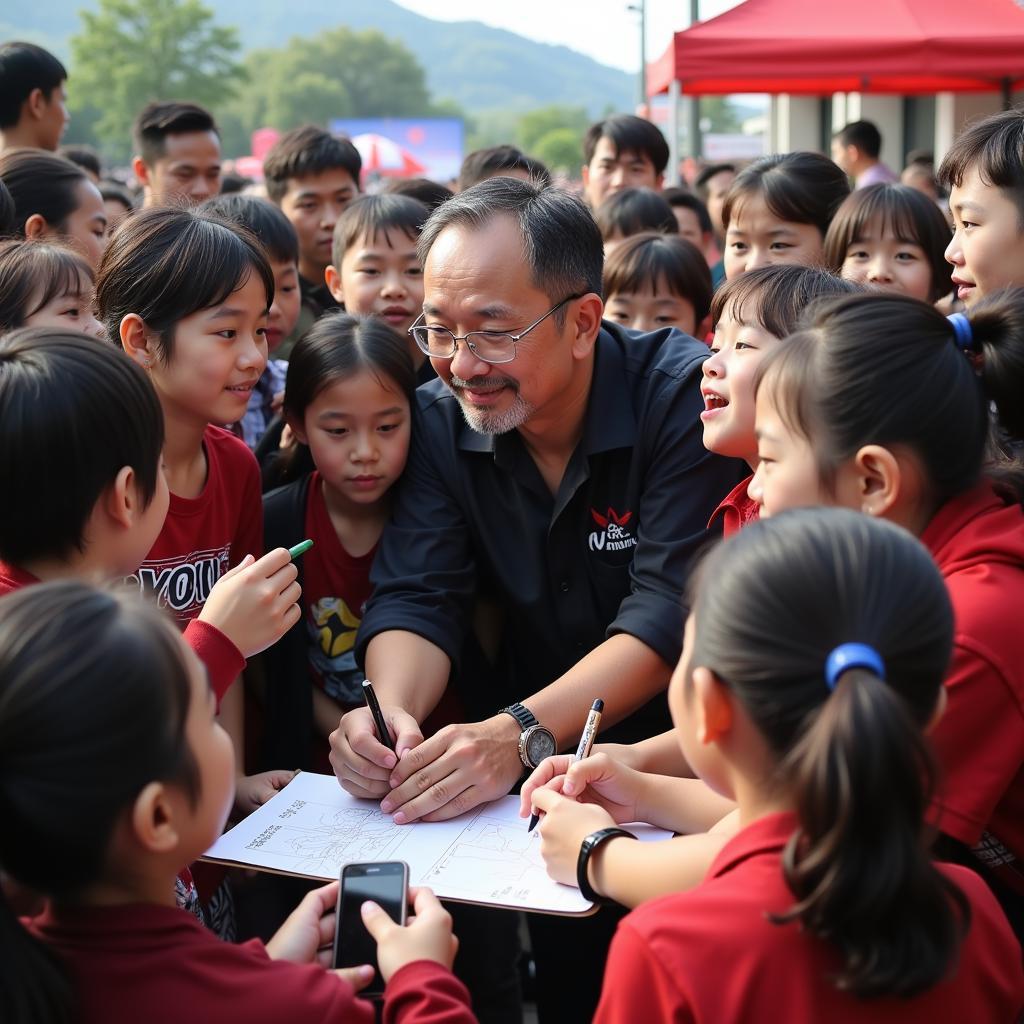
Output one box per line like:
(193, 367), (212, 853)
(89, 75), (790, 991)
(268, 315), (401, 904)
(333, 862), (409, 998)
(362, 887), (459, 983)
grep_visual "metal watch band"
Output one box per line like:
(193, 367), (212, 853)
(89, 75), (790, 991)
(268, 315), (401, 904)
(576, 827), (637, 904)
(500, 702), (538, 732)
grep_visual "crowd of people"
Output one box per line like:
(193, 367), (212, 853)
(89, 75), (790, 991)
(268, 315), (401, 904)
(1, 35), (1023, 1024)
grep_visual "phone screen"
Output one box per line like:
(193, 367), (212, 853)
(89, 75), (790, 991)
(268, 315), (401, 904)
(333, 861), (408, 996)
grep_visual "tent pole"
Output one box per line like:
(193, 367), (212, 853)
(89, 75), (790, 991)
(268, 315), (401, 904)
(688, 0), (702, 162)
(668, 79), (681, 186)
(1002, 77), (1013, 111)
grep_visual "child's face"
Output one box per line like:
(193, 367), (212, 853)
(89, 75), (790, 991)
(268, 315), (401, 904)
(296, 369), (411, 510)
(331, 228), (423, 337)
(149, 270), (268, 427)
(701, 312), (781, 465)
(605, 280), (697, 336)
(947, 165), (1024, 307)
(840, 214), (934, 302)
(748, 386), (831, 517)
(278, 170), (359, 282)
(178, 640), (236, 857)
(61, 180), (108, 271)
(724, 195), (824, 279)
(266, 259), (301, 356)
(26, 278), (105, 340)
(123, 465), (170, 576)
(673, 207), (711, 256)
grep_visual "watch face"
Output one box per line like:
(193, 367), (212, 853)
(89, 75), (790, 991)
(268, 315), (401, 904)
(525, 727), (557, 766)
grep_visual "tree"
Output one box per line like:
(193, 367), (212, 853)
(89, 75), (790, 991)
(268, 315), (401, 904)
(70, 0), (243, 158)
(531, 128), (584, 174)
(516, 105), (589, 155)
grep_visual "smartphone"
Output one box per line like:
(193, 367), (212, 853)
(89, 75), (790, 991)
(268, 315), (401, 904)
(332, 861), (409, 998)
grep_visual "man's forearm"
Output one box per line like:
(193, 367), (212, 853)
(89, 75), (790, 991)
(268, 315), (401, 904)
(364, 629), (452, 723)
(523, 633), (671, 748)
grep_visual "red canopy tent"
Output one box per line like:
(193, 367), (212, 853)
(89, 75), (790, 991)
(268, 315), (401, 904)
(647, 0), (1024, 96)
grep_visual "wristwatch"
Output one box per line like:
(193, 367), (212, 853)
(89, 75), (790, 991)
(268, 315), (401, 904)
(500, 702), (557, 769)
(577, 827), (637, 904)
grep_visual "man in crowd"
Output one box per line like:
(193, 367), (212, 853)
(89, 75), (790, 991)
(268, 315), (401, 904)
(581, 113), (668, 209)
(832, 119), (898, 188)
(0, 41), (69, 153)
(132, 101), (222, 207)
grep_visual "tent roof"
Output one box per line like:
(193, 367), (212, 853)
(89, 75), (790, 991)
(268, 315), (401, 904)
(648, 0), (1024, 95)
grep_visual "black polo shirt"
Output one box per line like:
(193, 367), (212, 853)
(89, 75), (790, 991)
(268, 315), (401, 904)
(356, 322), (746, 724)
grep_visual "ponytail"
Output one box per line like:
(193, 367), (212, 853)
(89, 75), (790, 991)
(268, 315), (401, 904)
(776, 669), (969, 996)
(0, 883), (72, 1024)
(689, 508), (961, 999)
(962, 288), (1024, 442)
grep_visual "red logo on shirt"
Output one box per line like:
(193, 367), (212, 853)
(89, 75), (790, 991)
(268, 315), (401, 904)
(589, 508), (637, 553)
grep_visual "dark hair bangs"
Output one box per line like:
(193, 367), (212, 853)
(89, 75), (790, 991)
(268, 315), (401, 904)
(333, 194), (427, 269)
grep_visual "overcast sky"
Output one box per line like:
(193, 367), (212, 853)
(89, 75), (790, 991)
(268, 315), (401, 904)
(394, 0), (744, 74)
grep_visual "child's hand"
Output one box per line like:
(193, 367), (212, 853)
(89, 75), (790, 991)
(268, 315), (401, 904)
(361, 887), (458, 982)
(521, 752), (644, 825)
(266, 881), (375, 990)
(199, 548), (301, 658)
(234, 769), (297, 814)
(530, 787), (617, 887)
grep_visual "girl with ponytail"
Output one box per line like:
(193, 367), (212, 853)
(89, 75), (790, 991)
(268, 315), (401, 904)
(751, 288), (1024, 939)
(0, 582), (473, 1024)
(535, 510), (1022, 1021)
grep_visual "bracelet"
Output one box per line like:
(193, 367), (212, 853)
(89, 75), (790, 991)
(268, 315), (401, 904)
(576, 827), (637, 905)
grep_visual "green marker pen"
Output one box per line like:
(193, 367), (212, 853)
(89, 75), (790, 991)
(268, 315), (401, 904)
(288, 539), (314, 560)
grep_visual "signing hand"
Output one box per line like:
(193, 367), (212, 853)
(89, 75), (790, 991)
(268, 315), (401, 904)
(520, 752), (645, 825)
(530, 787), (617, 887)
(330, 705), (424, 800)
(380, 715), (523, 823)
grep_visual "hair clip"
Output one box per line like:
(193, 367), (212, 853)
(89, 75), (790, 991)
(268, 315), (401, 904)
(825, 642), (886, 691)
(947, 312), (974, 352)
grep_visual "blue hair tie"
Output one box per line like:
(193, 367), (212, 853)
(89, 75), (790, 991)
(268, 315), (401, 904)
(825, 643), (886, 691)
(948, 312), (974, 352)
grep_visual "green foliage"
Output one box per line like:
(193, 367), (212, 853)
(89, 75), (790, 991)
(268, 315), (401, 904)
(516, 105), (589, 153)
(530, 127), (584, 174)
(69, 0), (243, 158)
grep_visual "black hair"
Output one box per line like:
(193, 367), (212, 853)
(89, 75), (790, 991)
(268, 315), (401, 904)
(262, 126), (362, 204)
(98, 181), (134, 213)
(595, 187), (678, 241)
(662, 187), (713, 235)
(0, 582), (199, 1024)
(132, 101), (219, 168)
(690, 507), (964, 998)
(723, 152), (851, 238)
(0, 239), (94, 333)
(94, 206), (274, 360)
(693, 162), (736, 200)
(756, 289), (1024, 506)
(458, 145), (552, 191)
(381, 176), (453, 213)
(418, 176), (603, 311)
(58, 144), (101, 179)
(219, 171), (252, 195)
(823, 184), (953, 302)
(710, 264), (861, 337)
(834, 120), (883, 159)
(583, 114), (669, 174)
(0, 178), (13, 236)
(603, 232), (713, 325)
(201, 193), (299, 265)
(0, 149), (88, 236)
(0, 42), (66, 129)
(0, 328), (164, 566)
(331, 193), (428, 270)
(938, 108), (1024, 225)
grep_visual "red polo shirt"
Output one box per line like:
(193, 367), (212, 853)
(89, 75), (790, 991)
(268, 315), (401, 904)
(923, 483), (1024, 873)
(707, 473), (759, 537)
(595, 812), (1023, 1024)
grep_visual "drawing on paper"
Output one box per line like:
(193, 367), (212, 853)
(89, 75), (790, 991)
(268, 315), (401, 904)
(245, 800), (410, 875)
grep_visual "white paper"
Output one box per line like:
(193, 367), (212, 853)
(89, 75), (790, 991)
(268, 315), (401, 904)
(205, 772), (670, 914)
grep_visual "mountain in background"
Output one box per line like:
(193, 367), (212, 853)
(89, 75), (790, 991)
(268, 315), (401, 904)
(2, 0), (634, 116)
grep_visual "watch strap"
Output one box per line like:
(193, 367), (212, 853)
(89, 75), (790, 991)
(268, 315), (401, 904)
(576, 827), (637, 904)
(500, 702), (538, 732)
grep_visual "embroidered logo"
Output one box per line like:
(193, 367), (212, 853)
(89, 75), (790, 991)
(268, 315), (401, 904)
(588, 507), (638, 553)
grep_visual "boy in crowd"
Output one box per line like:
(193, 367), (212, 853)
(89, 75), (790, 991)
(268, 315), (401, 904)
(457, 145), (550, 190)
(662, 187), (715, 262)
(693, 161), (735, 245)
(939, 107), (1024, 308)
(581, 113), (668, 209)
(831, 119), (898, 188)
(0, 42), (69, 153)
(263, 125), (362, 349)
(60, 145), (102, 183)
(132, 101), (222, 207)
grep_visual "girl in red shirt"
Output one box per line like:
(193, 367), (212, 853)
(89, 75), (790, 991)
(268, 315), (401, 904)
(533, 510), (1023, 1023)
(0, 581), (474, 1024)
(259, 313), (414, 773)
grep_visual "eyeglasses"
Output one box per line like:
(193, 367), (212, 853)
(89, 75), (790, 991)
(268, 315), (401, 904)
(408, 293), (584, 365)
